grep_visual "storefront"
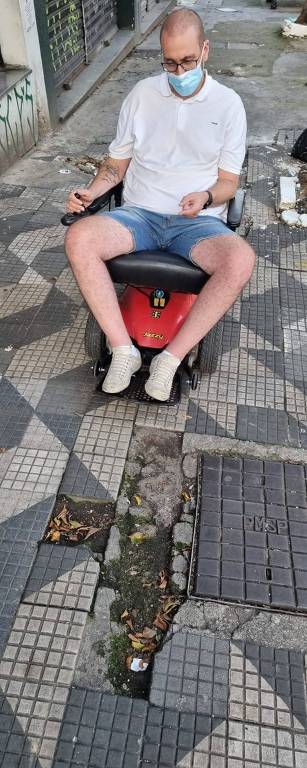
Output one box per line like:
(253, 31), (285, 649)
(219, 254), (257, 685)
(0, 0), (170, 159)
(46, 0), (118, 89)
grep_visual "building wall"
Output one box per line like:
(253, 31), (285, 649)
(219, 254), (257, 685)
(19, 0), (52, 132)
(0, 0), (51, 133)
(0, 0), (28, 66)
(0, 70), (38, 173)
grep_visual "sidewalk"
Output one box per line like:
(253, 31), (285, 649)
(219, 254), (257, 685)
(1, 0), (307, 766)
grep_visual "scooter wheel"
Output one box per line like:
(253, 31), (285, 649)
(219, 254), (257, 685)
(198, 321), (222, 374)
(85, 312), (106, 359)
(191, 370), (200, 390)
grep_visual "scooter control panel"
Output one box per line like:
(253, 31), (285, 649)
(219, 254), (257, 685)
(150, 289), (170, 309)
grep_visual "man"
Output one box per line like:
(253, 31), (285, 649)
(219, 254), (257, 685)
(65, 8), (255, 401)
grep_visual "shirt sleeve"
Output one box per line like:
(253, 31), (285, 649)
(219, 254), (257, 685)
(108, 91), (135, 159)
(219, 95), (247, 175)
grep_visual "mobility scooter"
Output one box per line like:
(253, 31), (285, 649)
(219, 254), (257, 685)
(62, 183), (244, 403)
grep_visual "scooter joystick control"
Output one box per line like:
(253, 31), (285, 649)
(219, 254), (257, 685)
(61, 192), (88, 226)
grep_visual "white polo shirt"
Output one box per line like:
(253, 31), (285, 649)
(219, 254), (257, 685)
(108, 72), (246, 221)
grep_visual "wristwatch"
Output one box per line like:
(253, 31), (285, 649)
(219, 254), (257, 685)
(202, 190), (213, 209)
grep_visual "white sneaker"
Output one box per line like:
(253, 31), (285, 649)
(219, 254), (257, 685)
(145, 352), (180, 401)
(102, 346), (142, 394)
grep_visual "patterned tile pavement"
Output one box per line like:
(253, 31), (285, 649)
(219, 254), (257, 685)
(23, 544), (100, 612)
(59, 449), (125, 500)
(0, 604), (87, 687)
(53, 691), (148, 767)
(150, 632), (229, 717)
(0, 143), (306, 463)
(140, 717), (307, 766)
(0, 134), (307, 767)
(150, 631), (307, 732)
(0, 447), (69, 494)
(0, 490), (56, 654)
(228, 642), (306, 731)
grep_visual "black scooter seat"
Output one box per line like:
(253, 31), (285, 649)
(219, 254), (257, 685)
(107, 249), (209, 294)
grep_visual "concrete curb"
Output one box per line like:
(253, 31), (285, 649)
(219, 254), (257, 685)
(182, 433), (307, 464)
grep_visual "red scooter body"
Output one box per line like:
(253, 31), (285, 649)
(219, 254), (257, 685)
(119, 286), (197, 349)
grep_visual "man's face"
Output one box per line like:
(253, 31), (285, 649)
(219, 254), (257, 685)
(161, 26), (209, 73)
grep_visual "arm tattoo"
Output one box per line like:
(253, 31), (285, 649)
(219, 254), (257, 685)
(98, 156), (121, 185)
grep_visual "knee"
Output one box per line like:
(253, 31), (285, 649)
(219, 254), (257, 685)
(229, 242), (255, 288)
(64, 224), (81, 262)
(64, 222), (93, 264)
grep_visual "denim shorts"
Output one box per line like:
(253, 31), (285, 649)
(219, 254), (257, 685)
(98, 205), (234, 263)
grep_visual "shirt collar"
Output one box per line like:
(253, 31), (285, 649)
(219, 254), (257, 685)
(159, 71), (212, 101)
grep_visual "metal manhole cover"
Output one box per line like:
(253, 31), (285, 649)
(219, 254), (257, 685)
(191, 455), (307, 612)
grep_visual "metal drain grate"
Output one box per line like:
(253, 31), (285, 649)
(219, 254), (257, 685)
(98, 368), (181, 405)
(191, 455), (307, 613)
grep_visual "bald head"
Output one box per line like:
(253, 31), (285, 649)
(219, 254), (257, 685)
(160, 8), (205, 47)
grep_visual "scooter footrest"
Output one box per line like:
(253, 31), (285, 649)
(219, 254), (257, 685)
(98, 367), (181, 405)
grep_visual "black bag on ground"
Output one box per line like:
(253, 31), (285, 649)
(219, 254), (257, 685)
(291, 129), (307, 162)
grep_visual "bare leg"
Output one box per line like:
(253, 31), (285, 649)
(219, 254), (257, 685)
(65, 215), (134, 347)
(166, 234), (255, 360)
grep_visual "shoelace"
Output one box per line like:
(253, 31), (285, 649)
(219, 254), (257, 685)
(150, 358), (177, 388)
(108, 351), (136, 377)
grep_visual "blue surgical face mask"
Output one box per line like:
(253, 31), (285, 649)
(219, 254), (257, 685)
(167, 52), (205, 98)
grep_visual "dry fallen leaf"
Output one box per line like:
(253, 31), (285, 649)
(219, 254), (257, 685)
(49, 530), (61, 543)
(131, 639), (145, 651)
(121, 610), (134, 631)
(46, 503), (103, 544)
(153, 614), (168, 632)
(135, 627), (156, 640)
(152, 597), (180, 632)
(181, 490), (191, 503)
(129, 532), (148, 545)
(158, 570), (168, 590)
(132, 494), (142, 506)
(51, 518), (61, 530)
(141, 642), (157, 654)
(128, 633), (141, 643)
(126, 618), (134, 630)
(128, 633), (157, 653)
(57, 506), (70, 523)
(162, 596), (181, 616)
(50, 508), (70, 532)
(83, 526), (100, 541)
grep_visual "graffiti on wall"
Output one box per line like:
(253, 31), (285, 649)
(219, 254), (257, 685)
(46, 0), (83, 74)
(0, 73), (38, 173)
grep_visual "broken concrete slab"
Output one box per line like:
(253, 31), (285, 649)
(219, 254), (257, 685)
(174, 599), (307, 651)
(173, 521), (193, 547)
(281, 209), (300, 225)
(104, 525), (121, 563)
(282, 19), (307, 37)
(73, 586), (116, 691)
(278, 176), (297, 210)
